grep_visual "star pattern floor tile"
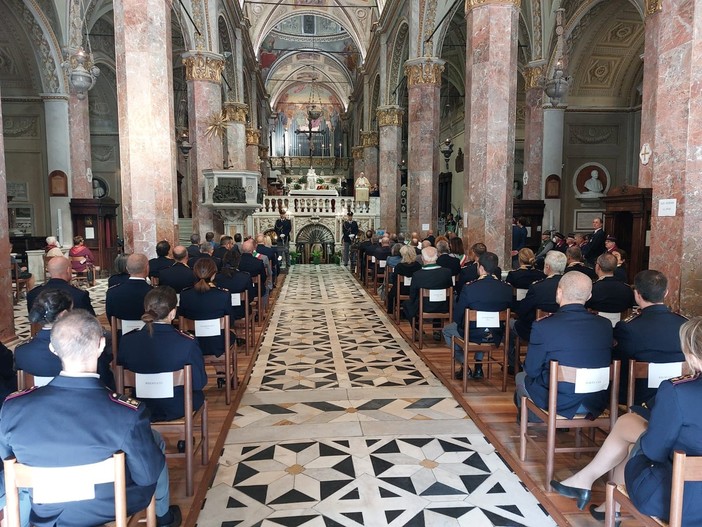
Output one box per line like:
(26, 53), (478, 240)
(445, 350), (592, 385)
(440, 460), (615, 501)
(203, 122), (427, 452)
(198, 265), (554, 526)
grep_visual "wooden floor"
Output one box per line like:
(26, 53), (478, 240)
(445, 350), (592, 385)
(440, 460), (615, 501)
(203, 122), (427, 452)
(163, 268), (633, 527)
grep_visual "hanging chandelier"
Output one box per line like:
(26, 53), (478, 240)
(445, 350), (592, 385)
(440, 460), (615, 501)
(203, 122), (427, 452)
(62, 1), (100, 99)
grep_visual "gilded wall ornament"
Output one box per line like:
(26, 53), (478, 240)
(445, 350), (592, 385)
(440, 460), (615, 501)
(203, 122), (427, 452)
(523, 65), (544, 90)
(351, 146), (364, 160)
(223, 102), (248, 123)
(360, 131), (379, 147)
(246, 128), (261, 146)
(404, 58), (444, 86)
(182, 53), (224, 83)
(377, 106), (404, 127)
(645, 0), (662, 16)
(465, 0), (521, 12)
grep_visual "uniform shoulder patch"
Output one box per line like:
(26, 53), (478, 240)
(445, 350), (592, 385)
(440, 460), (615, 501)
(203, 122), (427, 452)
(176, 328), (195, 340)
(110, 392), (142, 410)
(624, 311), (641, 323)
(671, 373), (699, 385)
(4, 386), (39, 401)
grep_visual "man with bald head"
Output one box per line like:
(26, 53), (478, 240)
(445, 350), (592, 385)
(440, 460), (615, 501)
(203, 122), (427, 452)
(106, 253), (153, 323)
(158, 245), (195, 293)
(238, 239), (267, 299)
(515, 271), (613, 420)
(27, 256), (95, 315)
(402, 245), (453, 323)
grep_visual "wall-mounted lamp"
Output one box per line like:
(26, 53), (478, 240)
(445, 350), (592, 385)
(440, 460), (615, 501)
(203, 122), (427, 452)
(439, 138), (453, 171)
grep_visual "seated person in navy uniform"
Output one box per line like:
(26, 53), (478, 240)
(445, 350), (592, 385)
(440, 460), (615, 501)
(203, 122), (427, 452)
(158, 245), (196, 293)
(15, 289), (114, 390)
(148, 240), (174, 283)
(612, 248), (629, 282)
(613, 270), (687, 405)
(455, 243), (501, 297)
(0, 310), (181, 527)
(443, 251), (513, 380)
(563, 246), (598, 282)
(214, 250), (256, 324)
(506, 247), (546, 310)
(552, 317), (702, 523)
(515, 271), (613, 420)
(118, 287), (207, 421)
(436, 239), (461, 279)
(178, 258), (231, 357)
(27, 256), (95, 316)
(106, 253), (153, 324)
(189, 242), (222, 273)
(585, 252), (635, 314)
(238, 239), (267, 300)
(0, 340), (17, 408)
(402, 246), (453, 324)
(108, 253), (130, 287)
(213, 235), (234, 261)
(386, 245), (422, 314)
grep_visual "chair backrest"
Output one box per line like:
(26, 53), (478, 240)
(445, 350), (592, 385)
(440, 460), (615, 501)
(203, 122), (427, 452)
(548, 360), (620, 417)
(11, 262), (24, 281)
(591, 309), (632, 327)
(178, 315), (228, 336)
(111, 317), (146, 368)
(116, 365), (189, 411)
(16, 369), (53, 391)
(3, 452), (132, 527)
(515, 288), (528, 301)
(670, 451), (702, 526)
(418, 287), (454, 320)
(627, 360), (686, 408)
(464, 308), (511, 348)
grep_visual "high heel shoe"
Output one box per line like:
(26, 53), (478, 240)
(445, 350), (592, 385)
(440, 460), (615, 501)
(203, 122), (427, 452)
(589, 504), (621, 525)
(550, 480), (591, 510)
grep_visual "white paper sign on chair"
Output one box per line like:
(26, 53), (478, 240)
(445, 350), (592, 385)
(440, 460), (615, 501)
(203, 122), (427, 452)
(598, 312), (621, 327)
(403, 276), (412, 286)
(231, 293), (241, 307)
(575, 367), (610, 393)
(34, 376), (53, 387)
(476, 311), (500, 328)
(136, 372), (174, 398)
(648, 362), (684, 389)
(33, 468), (95, 504)
(121, 320), (145, 334)
(195, 319), (220, 337)
(516, 288), (528, 301)
(379, 260), (386, 268)
(429, 289), (446, 302)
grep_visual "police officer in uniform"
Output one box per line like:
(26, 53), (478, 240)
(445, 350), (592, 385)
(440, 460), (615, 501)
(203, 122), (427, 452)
(106, 254), (153, 323)
(158, 246), (196, 294)
(341, 211), (359, 268)
(274, 209), (292, 269)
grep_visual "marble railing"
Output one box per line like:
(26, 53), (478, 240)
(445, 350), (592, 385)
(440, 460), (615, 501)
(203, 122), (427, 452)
(259, 196), (378, 215)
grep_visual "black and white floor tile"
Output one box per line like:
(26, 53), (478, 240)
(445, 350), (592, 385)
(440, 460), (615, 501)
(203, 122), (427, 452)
(199, 265), (554, 526)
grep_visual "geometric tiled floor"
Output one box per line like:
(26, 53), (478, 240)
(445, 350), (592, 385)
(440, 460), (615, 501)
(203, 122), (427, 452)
(198, 265), (555, 526)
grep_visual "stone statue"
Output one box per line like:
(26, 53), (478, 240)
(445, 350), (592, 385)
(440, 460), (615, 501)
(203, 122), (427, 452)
(582, 169), (604, 196)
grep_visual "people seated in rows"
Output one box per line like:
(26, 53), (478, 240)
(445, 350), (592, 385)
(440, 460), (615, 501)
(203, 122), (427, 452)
(205, 231), (217, 250)
(187, 233), (201, 258)
(436, 239), (461, 279)
(16, 289), (114, 389)
(118, 287), (207, 422)
(402, 246), (452, 326)
(214, 235), (234, 261)
(68, 235), (95, 275)
(358, 230), (376, 275)
(566, 233), (577, 248)
(534, 230), (554, 262)
(215, 250), (256, 324)
(585, 253), (635, 314)
(109, 253), (131, 287)
(551, 317), (702, 524)
(552, 231), (568, 253)
(189, 242), (221, 272)
(158, 245), (195, 293)
(605, 235), (618, 254)
(106, 253), (153, 324)
(443, 252), (513, 380)
(505, 248), (545, 290)
(0, 310), (182, 527)
(386, 245), (422, 314)
(386, 243), (403, 268)
(612, 247), (628, 282)
(179, 258), (231, 357)
(149, 240), (174, 282)
(253, 234), (274, 290)
(515, 271), (613, 420)
(563, 246), (598, 281)
(239, 239), (267, 300)
(28, 256), (95, 315)
(456, 243), (490, 296)
(613, 270), (687, 405)
(44, 236), (63, 258)
(370, 236), (392, 263)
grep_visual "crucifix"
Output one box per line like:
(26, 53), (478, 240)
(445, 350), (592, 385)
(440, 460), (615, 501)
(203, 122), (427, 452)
(295, 107), (325, 168)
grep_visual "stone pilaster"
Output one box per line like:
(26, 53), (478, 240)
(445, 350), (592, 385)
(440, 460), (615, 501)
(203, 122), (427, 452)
(377, 106), (404, 234)
(360, 130), (379, 187)
(0, 84), (16, 340)
(522, 65), (544, 200)
(114, 0), (178, 255)
(65, 50), (94, 199)
(245, 127), (263, 189)
(405, 57), (444, 235)
(638, 3), (662, 188)
(183, 51), (225, 234)
(648, 0), (702, 314)
(352, 145), (364, 182)
(463, 1), (519, 267)
(223, 101), (247, 170)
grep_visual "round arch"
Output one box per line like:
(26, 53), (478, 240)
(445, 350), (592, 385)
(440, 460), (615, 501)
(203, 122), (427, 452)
(18, 0), (66, 94)
(387, 21), (409, 106)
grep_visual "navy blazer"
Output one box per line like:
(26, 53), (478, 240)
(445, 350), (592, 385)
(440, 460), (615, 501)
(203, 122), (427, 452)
(583, 228), (606, 265)
(626, 375), (702, 524)
(613, 305), (687, 405)
(437, 254), (461, 277)
(563, 263), (598, 282)
(158, 262), (195, 293)
(118, 324), (207, 421)
(506, 267), (546, 290)
(0, 375), (164, 525)
(403, 265), (453, 320)
(238, 254), (267, 297)
(586, 276), (635, 313)
(454, 275), (513, 341)
(524, 304), (613, 418)
(514, 274), (562, 342)
(214, 270), (256, 320)
(106, 278), (153, 323)
(148, 256), (174, 279)
(26, 279), (95, 316)
(108, 272), (130, 288)
(178, 285), (231, 357)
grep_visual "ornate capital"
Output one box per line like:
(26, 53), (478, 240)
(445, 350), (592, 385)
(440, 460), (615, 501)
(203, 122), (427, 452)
(351, 146), (364, 160)
(246, 128), (261, 146)
(360, 131), (379, 147)
(523, 65), (544, 90)
(223, 101), (248, 123)
(376, 106), (405, 127)
(466, 0), (521, 13)
(645, 0), (662, 16)
(258, 145), (269, 160)
(182, 52), (224, 83)
(404, 58), (445, 87)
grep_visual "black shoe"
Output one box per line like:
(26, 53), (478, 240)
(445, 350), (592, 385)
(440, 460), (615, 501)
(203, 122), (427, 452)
(236, 338), (246, 347)
(507, 365), (515, 376)
(550, 480), (591, 510)
(454, 367), (473, 380)
(433, 331), (442, 341)
(589, 504), (621, 525)
(473, 364), (484, 380)
(157, 505), (182, 527)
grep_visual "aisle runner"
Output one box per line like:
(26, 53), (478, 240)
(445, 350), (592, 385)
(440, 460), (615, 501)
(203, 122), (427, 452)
(198, 265), (554, 527)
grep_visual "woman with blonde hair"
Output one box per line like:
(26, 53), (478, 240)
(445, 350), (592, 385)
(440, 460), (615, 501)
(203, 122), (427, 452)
(386, 245), (422, 314)
(552, 317), (702, 523)
(505, 248), (545, 290)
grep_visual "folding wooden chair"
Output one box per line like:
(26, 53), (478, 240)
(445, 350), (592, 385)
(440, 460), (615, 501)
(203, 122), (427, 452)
(519, 359), (621, 491)
(364, 254), (374, 288)
(116, 364), (209, 497)
(251, 275), (265, 325)
(451, 308), (511, 392)
(394, 273), (412, 321)
(590, 308), (633, 328)
(232, 289), (254, 355)
(514, 308), (551, 374)
(626, 359), (685, 410)
(373, 258), (387, 292)
(70, 256), (94, 287)
(15, 369), (53, 391)
(412, 287), (454, 350)
(605, 451), (702, 527)
(11, 263), (30, 304)
(3, 452), (156, 527)
(110, 317), (146, 369)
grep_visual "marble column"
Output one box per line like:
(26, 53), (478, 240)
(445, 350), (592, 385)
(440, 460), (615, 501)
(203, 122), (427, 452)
(637, 2), (662, 188)
(183, 51), (225, 235)
(541, 107), (565, 232)
(352, 146), (364, 181)
(65, 50), (94, 199)
(360, 131), (379, 188)
(223, 101), (248, 170)
(377, 106), (404, 233)
(0, 86), (15, 340)
(463, 0), (520, 266)
(522, 65), (545, 200)
(405, 57), (444, 234)
(647, 0), (702, 314)
(114, 0), (178, 255)
(245, 128), (262, 188)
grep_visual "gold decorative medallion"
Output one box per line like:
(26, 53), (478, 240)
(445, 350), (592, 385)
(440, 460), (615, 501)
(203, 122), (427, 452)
(377, 106), (405, 127)
(182, 52), (224, 83)
(645, 0), (662, 16)
(223, 102), (248, 123)
(246, 128), (261, 146)
(351, 146), (364, 160)
(404, 59), (445, 87)
(360, 131), (379, 147)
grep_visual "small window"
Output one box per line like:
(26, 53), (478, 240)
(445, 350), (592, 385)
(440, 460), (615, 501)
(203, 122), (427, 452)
(303, 15), (315, 35)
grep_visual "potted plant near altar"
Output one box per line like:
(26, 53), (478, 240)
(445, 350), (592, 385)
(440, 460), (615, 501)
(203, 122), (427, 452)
(289, 250), (300, 265)
(297, 176), (307, 190)
(311, 248), (323, 265)
(331, 250), (342, 265)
